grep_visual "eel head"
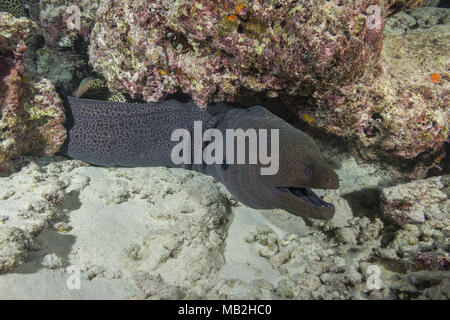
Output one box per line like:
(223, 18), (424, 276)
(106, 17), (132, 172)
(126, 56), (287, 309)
(219, 106), (339, 220)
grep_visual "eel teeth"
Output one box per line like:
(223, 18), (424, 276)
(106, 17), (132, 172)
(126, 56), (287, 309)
(276, 187), (333, 208)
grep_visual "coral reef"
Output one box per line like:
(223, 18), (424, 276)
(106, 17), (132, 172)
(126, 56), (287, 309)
(0, 1), (448, 300)
(0, 0), (26, 17)
(24, 45), (88, 94)
(380, 175), (449, 226)
(296, 7), (449, 162)
(385, 6), (449, 35)
(89, 0), (420, 106)
(0, 13), (66, 172)
(5, 1), (442, 164)
(39, 0), (100, 48)
(86, 0), (447, 163)
(21, 1), (98, 94)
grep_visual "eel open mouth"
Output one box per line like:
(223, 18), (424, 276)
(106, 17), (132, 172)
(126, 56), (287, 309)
(276, 187), (334, 208)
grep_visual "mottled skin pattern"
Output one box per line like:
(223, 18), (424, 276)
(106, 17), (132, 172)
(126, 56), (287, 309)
(61, 97), (339, 220)
(0, 0), (26, 17)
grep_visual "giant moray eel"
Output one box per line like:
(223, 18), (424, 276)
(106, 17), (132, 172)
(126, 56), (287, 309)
(60, 96), (339, 220)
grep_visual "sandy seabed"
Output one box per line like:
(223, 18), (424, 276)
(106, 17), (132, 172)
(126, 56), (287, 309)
(0, 146), (448, 299)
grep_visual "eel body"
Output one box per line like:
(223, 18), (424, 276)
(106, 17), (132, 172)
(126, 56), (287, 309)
(61, 96), (339, 220)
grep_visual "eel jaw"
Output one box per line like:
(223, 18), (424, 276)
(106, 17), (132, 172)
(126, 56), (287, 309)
(276, 187), (334, 208)
(275, 187), (335, 220)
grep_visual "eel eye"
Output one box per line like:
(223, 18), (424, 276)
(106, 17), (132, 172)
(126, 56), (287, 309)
(305, 168), (313, 176)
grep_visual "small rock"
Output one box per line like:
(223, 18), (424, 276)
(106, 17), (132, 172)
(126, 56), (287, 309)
(53, 222), (72, 233)
(41, 253), (63, 269)
(133, 272), (184, 300)
(335, 227), (358, 245)
(380, 176), (448, 226)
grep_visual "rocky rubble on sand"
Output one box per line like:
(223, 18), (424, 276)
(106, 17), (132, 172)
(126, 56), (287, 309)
(0, 155), (447, 299)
